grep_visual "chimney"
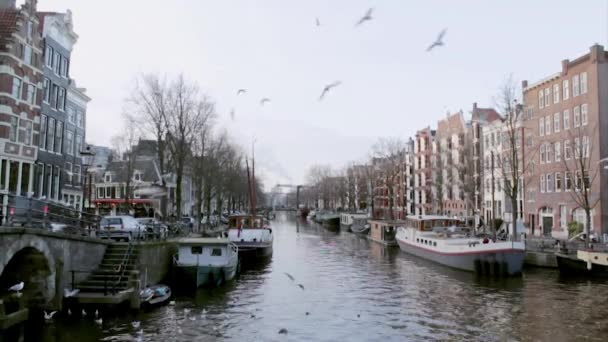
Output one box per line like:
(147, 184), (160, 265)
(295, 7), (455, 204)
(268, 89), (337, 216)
(0, 0), (16, 8)
(590, 44), (605, 63)
(473, 102), (477, 111)
(521, 80), (528, 90)
(561, 59), (570, 75)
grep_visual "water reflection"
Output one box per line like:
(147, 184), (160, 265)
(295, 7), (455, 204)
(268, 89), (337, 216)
(9, 212), (608, 341)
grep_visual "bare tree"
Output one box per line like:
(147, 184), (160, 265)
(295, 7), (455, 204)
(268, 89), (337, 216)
(125, 74), (170, 217)
(457, 133), (478, 215)
(110, 118), (139, 214)
(162, 75), (215, 218)
(371, 138), (406, 220)
(306, 164), (332, 209)
(561, 124), (601, 247)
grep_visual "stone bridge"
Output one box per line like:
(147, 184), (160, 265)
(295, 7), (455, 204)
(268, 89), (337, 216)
(0, 228), (109, 310)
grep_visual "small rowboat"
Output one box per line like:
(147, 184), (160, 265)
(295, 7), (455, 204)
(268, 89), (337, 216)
(140, 284), (172, 307)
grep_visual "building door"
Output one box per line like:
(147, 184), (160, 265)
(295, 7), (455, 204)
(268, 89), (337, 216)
(542, 216), (553, 236)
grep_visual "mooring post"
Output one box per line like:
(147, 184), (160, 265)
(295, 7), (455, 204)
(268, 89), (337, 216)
(129, 270), (141, 310)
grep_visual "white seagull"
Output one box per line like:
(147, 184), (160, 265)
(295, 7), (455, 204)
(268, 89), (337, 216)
(95, 317), (103, 325)
(131, 320), (141, 328)
(260, 98), (271, 106)
(426, 28), (447, 52)
(355, 8), (373, 27)
(236, 89), (246, 95)
(316, 17), (320, 26)
(44, 311), (57, 321)
(8, 282), (24, 294)
(230, 108), (235, 121)
(319, 81), (342, 101)
(64, 288), (80, 298)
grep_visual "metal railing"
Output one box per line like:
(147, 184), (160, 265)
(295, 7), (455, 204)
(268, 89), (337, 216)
(0, 193), (100, 235)
(110, 240), (135, 295)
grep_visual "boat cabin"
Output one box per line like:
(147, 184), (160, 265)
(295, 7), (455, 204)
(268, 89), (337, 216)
(228, 215), (266, 229)
(405, 215), (463, 231)
(368, 220), (402, 246)
(174, 238), (237, 267)
(340, 213), (368, 226)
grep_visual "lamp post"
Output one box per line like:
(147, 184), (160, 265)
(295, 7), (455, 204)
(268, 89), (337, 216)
(80, 146), (96, 217)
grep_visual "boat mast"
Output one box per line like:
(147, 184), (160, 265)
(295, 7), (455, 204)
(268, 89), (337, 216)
(246, 159), (255, 216)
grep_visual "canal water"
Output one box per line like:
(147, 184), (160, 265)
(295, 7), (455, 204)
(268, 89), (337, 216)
(28, 212), (608, 341)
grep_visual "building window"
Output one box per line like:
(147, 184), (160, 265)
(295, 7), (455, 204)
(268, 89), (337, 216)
(580, 72), (587, 94)
(75, 134), (82, 156)
(65, 162), (72, 183)
(546, 142), (552, 163)
(573, 74), (580, 96)
(45, 46), (53, 67)
(538, 91), (544, 108)
(540, 175), (546, 193)
(545, 115), (551, 135)
(76, 110), (83, 128)
(55, 121), (63, 154)
(555, 141), (561, 162)
(74, 165), (81, 185)
(564, 140), (571, 160)
(565, 172), (572, 191)
(27, 20), (33, 40)
(51, 84), (58, 109)
(554, 113), (560, 132)
(39, 115), (47, 149)
(563, 79), (569, 100)
(547, 173), (553, 192)
(9, 117), (18, 142)
(60, 58), (69, 77)
(544, 88), (550, 107)
(582, 136), (589, 158)
(67, 107), (75, 123)
(556, 173), (562, 192)
(573, 106), (580, 127)
(581, 103), (588, 126)
(53, 51), (61, 74)
(26, 84), (35, 105)
(12, 77), (22, 99)
(563, 110), (570, 129)
(58, 88), (66, 111)
(539, 117), (544, 136)
(553, 84), (559, 103)
(24, 121), (32, 146)
(540, 144), (545, 164)
(24, 45), (32, 65)
(43, 78), (51, 103)
(574, 138), (580, 159)
(66, 131), (74, 155)
(47, 118), (55, 151)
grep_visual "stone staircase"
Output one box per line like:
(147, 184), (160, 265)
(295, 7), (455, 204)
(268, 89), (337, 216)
(77, 243), (139, 294)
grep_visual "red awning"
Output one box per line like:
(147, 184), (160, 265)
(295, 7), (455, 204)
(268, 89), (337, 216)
(95, 199), (156, 204)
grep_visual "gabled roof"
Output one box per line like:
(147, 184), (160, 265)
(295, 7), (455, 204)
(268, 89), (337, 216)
(97, 158), (161, 184)
(472, 105), (502, 124)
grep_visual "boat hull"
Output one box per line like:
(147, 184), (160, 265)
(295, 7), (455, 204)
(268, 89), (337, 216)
(556, 252), (608, 277)
(397, 238), (525, 276)
(175, 263), (238, 288)
(235, 242), (273, 261)
(340, 222), (352, 232)
(350, 223), (369, 235)
(323, 217), (340, 230)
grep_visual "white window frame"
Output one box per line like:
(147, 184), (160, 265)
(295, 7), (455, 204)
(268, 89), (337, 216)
(555, 141), (561, 162)
(547, 173), (553, 192)
(581, 103), (588, 126)
(26, 83), (35, 105)
(539, 91), (544, 108)
(564, 140), (571, 160)
(540, 144), (545, 164)
(23, 45), (32, 65)
(12, 77), (22, 99)
(563, 79), (569, 100)
(554, 112), (560, 132)
(573, 106), (580, 127)
(43, 78), (51, 103)
(65, 162), (73, 183)
(539, 117), (544, 136)
(582, 136), (589, 158)
(66, 131), (74, 156)
(553, 84), (559, 103)
(573, 74), (580, 96)
(544, 88), (550, 107)
(9, 117), (18, 142)
(540, 174), (546, 193)
(580, 72), (587, 94)
(546, 142), (552, 163)
(563, 110), (570, 129)
(24, 120), (32, 146)
(556, 173), (562, 193)
(545, 115), (551, 135)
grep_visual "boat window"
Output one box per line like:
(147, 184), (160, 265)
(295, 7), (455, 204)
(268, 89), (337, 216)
(229, 218), (237, 227)
(191, 246), (203, 254)
(433, 242), (437, 247)
(211, 248), (222, 256)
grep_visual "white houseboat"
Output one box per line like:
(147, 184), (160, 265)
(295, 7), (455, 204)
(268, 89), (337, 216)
(396, 215), (525, 276)
(227, 215), (273, 260)
(340, 213), (369, 233)
(173, 238), (239, 287)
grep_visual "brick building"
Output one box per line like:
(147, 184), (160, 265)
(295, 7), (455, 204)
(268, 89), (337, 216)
(413, 127), (435, 215)
(522, 44), (608, 238)
(0, 0), (42, 211)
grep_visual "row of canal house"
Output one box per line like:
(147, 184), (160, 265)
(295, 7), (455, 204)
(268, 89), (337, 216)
(365, 45), (608, 239)
(0, 0), (89, 222)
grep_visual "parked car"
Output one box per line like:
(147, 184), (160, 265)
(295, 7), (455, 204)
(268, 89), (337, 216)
(98, 215), (145, 241)
(136, 217), (168, 239)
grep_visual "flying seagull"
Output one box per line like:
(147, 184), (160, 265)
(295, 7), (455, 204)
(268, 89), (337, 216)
(278, 328), (288, 335)
(237, 89), (246, 95)
(284, 272), (295, 281)
(44, 311), (57, 321)
(426, 28), (447, 52)
(260, 98), (271, 106)
(319, 81), (342, 101)
(95, 317), (103, 325)
(297, 284), (305, 290)
(316, 17), (320, 26)
(355, 8), (373, 27)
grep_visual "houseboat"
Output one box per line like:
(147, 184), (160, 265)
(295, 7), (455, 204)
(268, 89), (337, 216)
(227, 215), (273, 260)
(340, 213), (369, 232)
(368, 220), (400, 246)
(173, 238), (239, 287)
(321, 213), (340, 230)
(395, 215), (525, 276)
(556, 247), (608, 277)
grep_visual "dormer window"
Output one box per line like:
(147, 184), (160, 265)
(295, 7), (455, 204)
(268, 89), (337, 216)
(134, 171), (142, 182)
(104, 172), (112, 183)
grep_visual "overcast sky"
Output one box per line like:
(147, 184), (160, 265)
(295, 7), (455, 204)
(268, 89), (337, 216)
(32, 0), (607, 189)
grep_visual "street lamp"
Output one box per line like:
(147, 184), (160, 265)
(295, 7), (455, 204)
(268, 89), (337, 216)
(80, 145), (96, 215)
